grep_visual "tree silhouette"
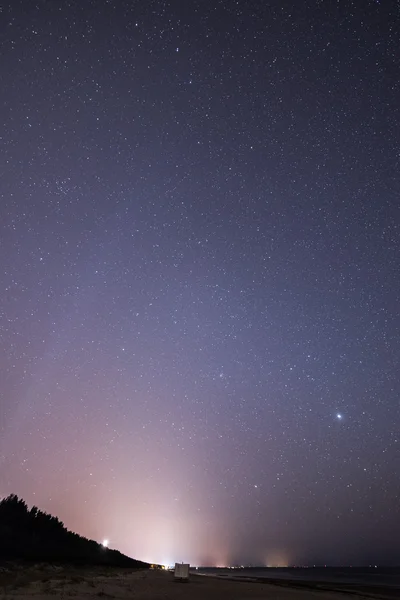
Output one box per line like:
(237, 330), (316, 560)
(0, 494), (149, 568)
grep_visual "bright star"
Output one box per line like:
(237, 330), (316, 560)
(336, 413), (343, 420)
(102, 539), (109, 548)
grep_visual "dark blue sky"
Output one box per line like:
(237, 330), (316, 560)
(1, 0), (399, 566)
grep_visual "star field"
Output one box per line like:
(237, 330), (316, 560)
(1, 0), (399, 567)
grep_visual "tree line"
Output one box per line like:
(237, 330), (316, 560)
(0, 494), (149, 567)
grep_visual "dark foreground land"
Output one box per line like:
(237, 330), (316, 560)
(1, 563), (399, 599)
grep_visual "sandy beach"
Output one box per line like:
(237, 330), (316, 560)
(0, 564), (396, 600)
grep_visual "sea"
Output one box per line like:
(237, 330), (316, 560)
(194, 566), (400, 591)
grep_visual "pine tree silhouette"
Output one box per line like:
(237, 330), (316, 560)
(0, 494), (149, 567)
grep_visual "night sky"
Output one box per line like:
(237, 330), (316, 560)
(1, 0), (399, 567)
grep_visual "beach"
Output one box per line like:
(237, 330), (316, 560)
(0, 564), (397, 599)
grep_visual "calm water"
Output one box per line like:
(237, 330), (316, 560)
(195, 567), (400, 588)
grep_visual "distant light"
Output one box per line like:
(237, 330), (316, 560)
(102, 539), (109, 548)
(336, 413), (343, 420)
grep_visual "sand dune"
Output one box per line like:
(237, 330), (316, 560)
(0, 564), (391, 599)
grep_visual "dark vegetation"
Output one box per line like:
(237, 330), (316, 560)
(0, 494), (149, 568)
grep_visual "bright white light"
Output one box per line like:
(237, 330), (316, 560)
(336, 413), (343, 420)
(102, 539), (109, 548)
